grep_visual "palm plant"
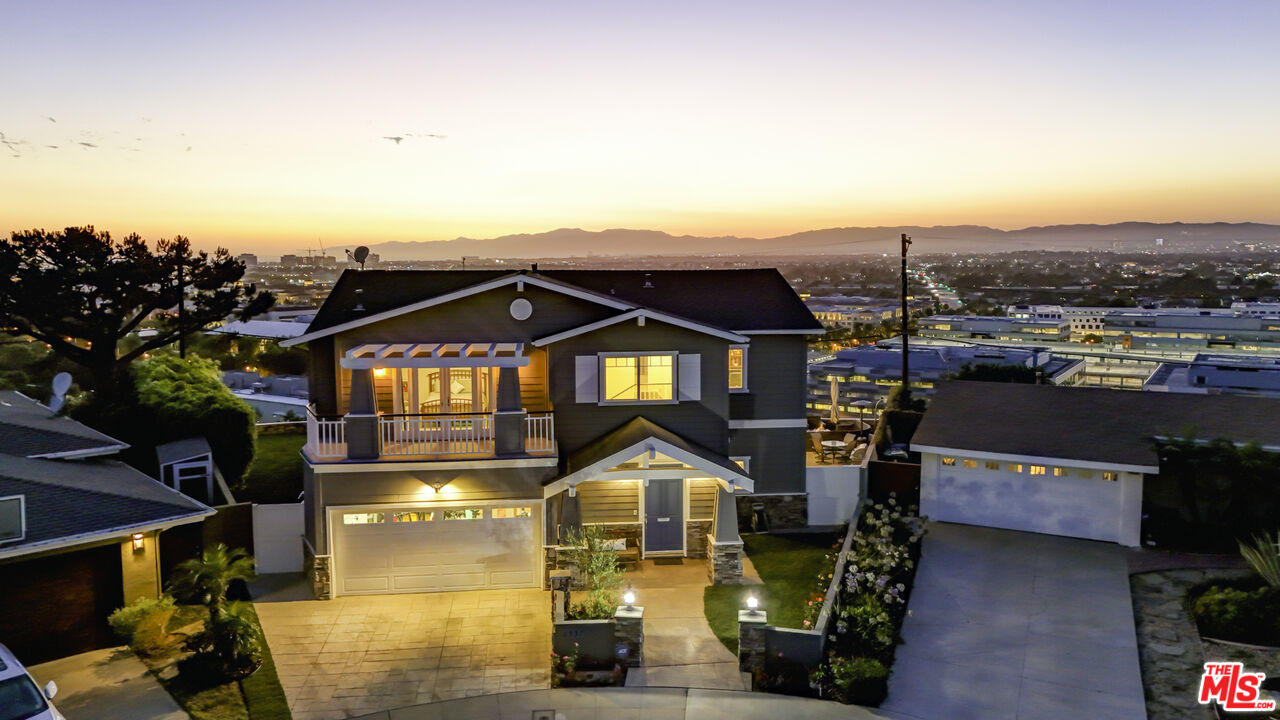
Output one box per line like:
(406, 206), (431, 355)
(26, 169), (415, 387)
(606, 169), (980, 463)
(168, 544), (261, 679)
(168, 543), (255, 618)
(1239, 530), (1280, 588)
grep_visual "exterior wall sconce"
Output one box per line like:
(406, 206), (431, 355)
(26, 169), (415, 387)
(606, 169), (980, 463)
(132, 533), (145, 551)
(373, 368), (387, 377)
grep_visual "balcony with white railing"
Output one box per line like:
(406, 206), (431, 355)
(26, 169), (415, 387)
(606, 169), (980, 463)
(303, 406), (555, 462)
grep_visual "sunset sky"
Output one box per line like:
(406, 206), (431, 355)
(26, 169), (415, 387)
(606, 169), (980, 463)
(3, 1), (1279, 257)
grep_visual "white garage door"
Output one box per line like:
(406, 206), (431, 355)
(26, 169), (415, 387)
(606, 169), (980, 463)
(331, 502), (541, 596)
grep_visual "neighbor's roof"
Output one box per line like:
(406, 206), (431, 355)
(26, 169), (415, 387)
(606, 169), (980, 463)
(0, 454), (213, 559)
(911, 381), (1280, 470)
(155, 437), (213, 467)
(289, 269), (821, 344)
(0, 391), (127, 459)
(209, 319), (310, 339)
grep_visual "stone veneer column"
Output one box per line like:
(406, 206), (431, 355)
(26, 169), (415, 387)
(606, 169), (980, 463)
(614, 605), (644, 667)
(738, 609), (768, 676)
(708, 539), (745, 584)
(305, 548), (332, 600)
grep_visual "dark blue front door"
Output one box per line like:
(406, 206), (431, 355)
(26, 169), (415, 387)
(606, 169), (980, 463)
(644, 478), (683, 553)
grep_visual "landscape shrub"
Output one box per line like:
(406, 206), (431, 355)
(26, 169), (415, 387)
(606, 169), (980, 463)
(562, 525), (622, 620)
(1191, 582), (1280, 646)
(108, 595), (177, 656)
(1238, 530), (1280, 588)
(810, 656), (889, 705)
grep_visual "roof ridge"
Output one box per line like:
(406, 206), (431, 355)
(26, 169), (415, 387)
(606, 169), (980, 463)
(0, 471), (203, 513)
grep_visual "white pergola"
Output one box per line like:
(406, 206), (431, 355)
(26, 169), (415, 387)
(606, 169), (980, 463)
(339, 342), (529, 369)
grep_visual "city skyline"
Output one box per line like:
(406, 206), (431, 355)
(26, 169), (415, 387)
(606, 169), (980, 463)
(3, 0), (1279, 256)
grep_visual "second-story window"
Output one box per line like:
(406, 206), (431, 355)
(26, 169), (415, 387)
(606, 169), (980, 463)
(603, 354), (674, 402)
(728, 345), (747, 391)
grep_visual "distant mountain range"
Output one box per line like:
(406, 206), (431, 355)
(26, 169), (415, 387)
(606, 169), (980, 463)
(333, 222), (1280, 261)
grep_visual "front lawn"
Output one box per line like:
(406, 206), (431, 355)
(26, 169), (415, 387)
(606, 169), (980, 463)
(704, 532), (841, 653)
(239, 431), (305, 504)
(141, 603), (292, 720)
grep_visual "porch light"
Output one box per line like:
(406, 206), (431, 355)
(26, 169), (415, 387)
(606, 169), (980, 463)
(623, 588), (636, 609)
(373, 368), (387, 377)
(131, 533), (145, 551)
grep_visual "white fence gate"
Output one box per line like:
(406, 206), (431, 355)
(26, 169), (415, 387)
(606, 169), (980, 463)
(252, 503), (304, 573)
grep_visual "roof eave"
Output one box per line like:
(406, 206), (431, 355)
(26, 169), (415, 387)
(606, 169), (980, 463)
(0, 508), (216, 562)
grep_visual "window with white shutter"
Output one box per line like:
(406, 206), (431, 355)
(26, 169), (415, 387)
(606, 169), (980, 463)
(574, 355), (599, 403)
(677, 353), (701, 401)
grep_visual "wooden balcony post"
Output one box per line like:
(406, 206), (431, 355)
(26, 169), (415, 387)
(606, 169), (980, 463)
(345, 367), (379, 460)
(494, 365), (527, 455)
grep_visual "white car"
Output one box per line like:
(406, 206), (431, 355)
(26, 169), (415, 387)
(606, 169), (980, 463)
(0, 643), (64, 720)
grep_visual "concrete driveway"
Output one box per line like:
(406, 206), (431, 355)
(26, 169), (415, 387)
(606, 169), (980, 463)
(29, 646), (188, 720)
(253, 581), (551, 720)
(881, 522), (1147, 720)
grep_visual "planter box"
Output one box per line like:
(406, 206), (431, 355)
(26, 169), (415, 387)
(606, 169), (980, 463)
(553, 618), (616, 667)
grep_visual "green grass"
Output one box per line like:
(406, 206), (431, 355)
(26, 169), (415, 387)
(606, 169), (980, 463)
(240, 604), (293, 720)
(239, 431), (305, 504)
(704, 532), (841, 653)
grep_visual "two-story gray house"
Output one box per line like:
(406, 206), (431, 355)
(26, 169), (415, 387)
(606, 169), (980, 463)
(281, 268), (822, 598)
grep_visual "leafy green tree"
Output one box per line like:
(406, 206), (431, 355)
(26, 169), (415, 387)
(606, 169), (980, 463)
(0, 226), (273, 404)
(563, 525), (623, 619)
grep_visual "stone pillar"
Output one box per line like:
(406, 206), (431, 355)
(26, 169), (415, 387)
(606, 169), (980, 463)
(305, 547), (332, 600)
(614, 605), (644, 667)
(709, 484), (745, 584)
(345, 367), (379, 460)
(549, 570), (572, 623)
(738, 609), (767, 676)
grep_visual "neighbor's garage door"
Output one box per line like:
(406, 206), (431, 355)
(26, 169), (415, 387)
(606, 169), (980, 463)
(331, 502), (540, 595)
(0, 544), (123, 664)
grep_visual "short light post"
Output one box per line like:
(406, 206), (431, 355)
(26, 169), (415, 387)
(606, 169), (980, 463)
(737, 592), (768, 676)
(614, 587), (643, 667)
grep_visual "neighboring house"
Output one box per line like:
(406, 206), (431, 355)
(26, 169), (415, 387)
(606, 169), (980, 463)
(0, 391), (213, 664)
(910, 381), (1280, 547)
(280, 268), (822, 598)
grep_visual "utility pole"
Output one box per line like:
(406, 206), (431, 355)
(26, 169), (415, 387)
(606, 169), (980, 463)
(900, 233), (911, 394)
(176, 247), (186, 359)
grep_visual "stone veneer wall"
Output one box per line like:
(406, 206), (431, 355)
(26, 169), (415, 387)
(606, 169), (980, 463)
(708, 538), (744, 584)
(736, 494), (808, 532)
(304, 545), (332, 600)
(685, 520), (711, 559)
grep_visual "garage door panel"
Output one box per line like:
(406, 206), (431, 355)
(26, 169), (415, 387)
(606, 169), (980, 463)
(925, 470), (1122, 543)
(333, 503), (540, 595)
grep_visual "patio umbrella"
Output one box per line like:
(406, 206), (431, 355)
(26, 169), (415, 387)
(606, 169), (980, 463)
(828, 377), (840, 426)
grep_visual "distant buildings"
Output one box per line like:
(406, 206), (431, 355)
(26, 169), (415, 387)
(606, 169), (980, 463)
(1144, 353), (1280, 398)
(806, 343), (1084, 413)
(918, 315), (1071, 343)
(1003, 303), (1280, 350)
(237, 252), (258, 267)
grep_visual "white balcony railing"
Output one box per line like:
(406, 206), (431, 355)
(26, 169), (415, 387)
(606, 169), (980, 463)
(306, 406), (347, 458)
(378, 413), (494, 457)
(524, 412), (556, 455)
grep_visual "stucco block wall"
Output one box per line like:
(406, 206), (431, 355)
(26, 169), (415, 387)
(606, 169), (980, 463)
(920, 452), (1142, 546)
(120, 532), (161, 603)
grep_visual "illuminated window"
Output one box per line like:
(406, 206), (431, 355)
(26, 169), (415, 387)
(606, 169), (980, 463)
(728, 346), (747, 391)
(1006, 463), (1023, 473)
(603, 354), (674, 402)
(491, 507), (531, 519)
(443, 508), (484, 520)
(962, 459), (978, 469)
(1052, 467), (1067, 477)
(731, 456), (751, 473)
(391, 511), (432, 523)
(1102, 472), (1118, 482)
(985, 461), (1000, 470)
(941, 457), (956, 466)
(1029, 465), (1046, 475)
(343, 512), (384, 525)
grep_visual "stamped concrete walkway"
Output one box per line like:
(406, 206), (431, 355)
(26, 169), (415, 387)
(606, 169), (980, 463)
(620, 557), (760, 690)
(252, 577), (551, 720)
(881, 522), (1147, 720)
(29, 646), (189, 720)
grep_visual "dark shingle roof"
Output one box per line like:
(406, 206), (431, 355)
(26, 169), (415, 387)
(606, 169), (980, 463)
(0, 391), (126, 458)
(301, 268), (821, 337)
(911, 381), (1280, 469)
(156, 437), (213, 467)
(0, 455), (211, 555)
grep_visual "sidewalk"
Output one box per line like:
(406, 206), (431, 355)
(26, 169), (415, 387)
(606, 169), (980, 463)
(349, 686), (907, 720)
(29, 646), (189, 720)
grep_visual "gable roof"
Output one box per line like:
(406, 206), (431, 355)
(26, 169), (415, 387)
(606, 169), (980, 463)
(282, 268), (821, 346)
(911, 381), (1280, 471)
(0, 454), (212, 559)
(0, 391), (128, 459)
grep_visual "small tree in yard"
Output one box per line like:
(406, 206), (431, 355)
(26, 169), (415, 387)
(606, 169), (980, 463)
(564, 525), (623, 619)
(169, 544), (262, 679)
(0, 226), (273, 406)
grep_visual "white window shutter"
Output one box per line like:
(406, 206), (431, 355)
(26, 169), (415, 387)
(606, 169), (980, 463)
(677, 353), (701, 401)
(575, 356), (599, 403)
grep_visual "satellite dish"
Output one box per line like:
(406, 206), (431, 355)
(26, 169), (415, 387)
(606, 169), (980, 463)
(346, 246), (370, 270)
(49, 371), (72, 415)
